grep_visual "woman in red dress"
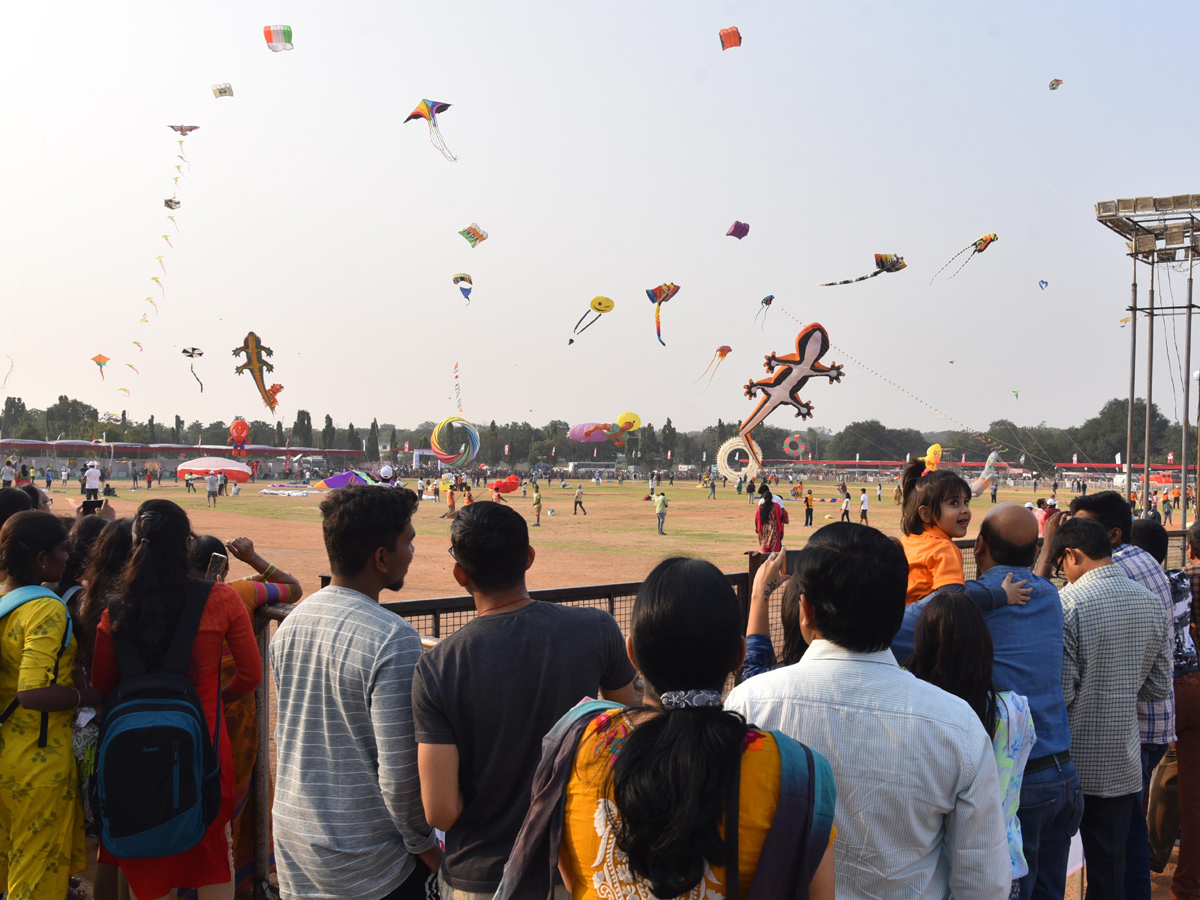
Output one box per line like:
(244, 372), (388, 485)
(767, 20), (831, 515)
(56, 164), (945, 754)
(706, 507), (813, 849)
(91, 500), (261, 900)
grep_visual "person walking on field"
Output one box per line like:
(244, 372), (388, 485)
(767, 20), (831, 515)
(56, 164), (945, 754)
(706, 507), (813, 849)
(708, 478), (717, 499)
(859, 487), (870, 525)
(573, 484), (586, 516)
(654, 491), (668, 535)
(840, 494), (851, 523)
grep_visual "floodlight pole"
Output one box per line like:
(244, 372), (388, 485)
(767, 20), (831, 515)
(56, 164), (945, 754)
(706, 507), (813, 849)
(1126, 254), (1138, 504)
(1183, 229), (1194, 539)
(1142, 260), (1156, 516)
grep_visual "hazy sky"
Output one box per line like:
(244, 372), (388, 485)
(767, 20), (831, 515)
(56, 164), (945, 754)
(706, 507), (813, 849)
(3, 1), (1198, 435)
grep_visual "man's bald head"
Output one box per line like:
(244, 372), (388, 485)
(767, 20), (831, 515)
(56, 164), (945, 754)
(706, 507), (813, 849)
(978, 503), (1040, 568)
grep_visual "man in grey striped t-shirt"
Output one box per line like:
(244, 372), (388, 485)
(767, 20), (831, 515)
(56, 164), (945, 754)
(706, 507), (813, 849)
(271, 486), (441, 900)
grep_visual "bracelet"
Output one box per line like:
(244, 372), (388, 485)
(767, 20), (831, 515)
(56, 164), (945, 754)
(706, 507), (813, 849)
(72, 688), (81, 709)
(262, 564), (278, 579)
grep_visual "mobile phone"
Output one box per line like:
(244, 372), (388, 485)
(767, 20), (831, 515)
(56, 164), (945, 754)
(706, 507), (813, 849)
(81, 500), (103, 516)
(205, 552), (228, 581)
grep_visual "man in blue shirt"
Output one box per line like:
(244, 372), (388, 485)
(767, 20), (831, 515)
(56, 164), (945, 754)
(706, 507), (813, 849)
(894, 503), (1079, 900)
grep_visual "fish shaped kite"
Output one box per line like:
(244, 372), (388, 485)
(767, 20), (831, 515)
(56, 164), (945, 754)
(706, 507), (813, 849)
(1049, 79), (1063, 90)
(738, 323), (843, 466)
(754, 295), (774, 330)
(212, 83), (234, 98)
(264, 24), (293, 52)
(233, 332), (281, 412)
(694, 345), (733, 391)
(727, 221), (750, 239)
(719, 27), (742, 50)
(406, 99), (457, 161)
(930, 234), (997, 284)
(569, 296), (614, 345)
(822, 253), (907, 286)
(169, 125), (200, 135)
(458, 223), (487, 248)
(92, 354), (110, 380)
(646, 283), (680, 346)
(182, 347), (204, 391)
(453, 273), (473, 302)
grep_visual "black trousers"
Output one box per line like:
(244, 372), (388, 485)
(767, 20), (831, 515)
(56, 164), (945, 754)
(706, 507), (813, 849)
(804, 507), (813, 525)
(1079, 791), (1138, 900)
(376, 858), (437, 900)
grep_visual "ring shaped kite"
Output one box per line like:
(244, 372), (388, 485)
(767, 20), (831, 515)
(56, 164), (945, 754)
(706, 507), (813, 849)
(430, 416), (480, 467)
(716, 436), (762, 482)
(783, 434), (804, 459)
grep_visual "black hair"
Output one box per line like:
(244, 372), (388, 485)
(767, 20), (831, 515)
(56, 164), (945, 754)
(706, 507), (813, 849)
(1188, 520), (1200, 562)
(58, 515), (108, 590)
(109, 500), (194, 672)
(979, 516), (1039, 568)
(189, 535), (228, 579)
(1050, 517), (1113, 567)
(0, 511), (68, 585)
(792, 522), (908, 651)
(1130, 519), (1169, 565)
(18, 484), (42, 509)
(900, 462), (971, 536)
(610, 557), (746, 899)
(905, 592), (998, 739)
(0, 486), (33, 533)
(1068, 491), (1132, 545)
(450, 501), (530, 592)
(77, 518), (134, 667)
(319, 486), (419, 577)
(779, 577), (810, 666)
(756, 494), (774, 530)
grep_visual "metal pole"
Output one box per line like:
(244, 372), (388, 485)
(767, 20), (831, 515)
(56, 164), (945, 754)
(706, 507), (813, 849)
(1143, 259), (1156, 516)
(1127, 254), (1139, 503)
(1182, 227), (1194, 548)
(253, 620), (272, 900)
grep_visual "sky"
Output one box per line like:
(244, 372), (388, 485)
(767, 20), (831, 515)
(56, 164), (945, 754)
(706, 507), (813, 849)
(2, 1), (1199, 435)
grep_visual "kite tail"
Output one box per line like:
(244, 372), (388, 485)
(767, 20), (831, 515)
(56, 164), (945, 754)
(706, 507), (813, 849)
(929, 244), (973, 284)
(574, 313), (602, 337)
(429, 122), (458, 163)
(190, 364), (203, 392)
(821, 272), (876, 287)
(701, 358), (725, 392)
(942, 250), (979, 282)
(692, 353), (718, 385)
(752, 306), (765, 329)
(655, 303), (666, 346)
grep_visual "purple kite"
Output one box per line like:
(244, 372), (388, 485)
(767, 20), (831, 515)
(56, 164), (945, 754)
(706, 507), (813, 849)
(727, 221), (750, 239)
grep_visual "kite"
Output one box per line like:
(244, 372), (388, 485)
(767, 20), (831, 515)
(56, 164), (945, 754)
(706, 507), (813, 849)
(930, 234), (998, 284)
(151, 276), (164, 299)
(454, 361), (463, 412)
(458, 223), (487, 247)
(118, 388), (130, 397)
(430, 416), (481, 467)
(783, 434), (804, 459)
(405, 99), (457, 162)
(569, 296), (614, 345)
(162, 234), (173, 248)
(139, 315), (149, 324)
(646, 283), (680, 346)
(169, 125), (199, 135)
(156, 255), (166, 274)
(167, 216), (179, 232)
(145, 297), (158, 315)
(919, 443), (942, 474)
(263, 24), (294, 52)
(693, 345), (733, 390)
(212, 83), (234, 98)
(821, 253), (907, 286)
(1012, 390), (1019, 399)
(1120, 317), (1132, 328)
(1039, 280), (1048, 290)
(453, 273), (473, 302)
(92, 354), (110, 380)
(753, 294), (774, 330)
(568, 422), (610, 443)
(490, 474), (521, 494)
(164, 198), (181, 210)
(132, 341), (142, 352)
(583, 413), (642, 449)
(1049, 79), (1063, 90)
(182, 347), (204, 392)
(233, 332), (281, 412)
(719, 27), (742, 50)
(969, 450), (1002, 498)
(229, 419), (250, 457)
(727, 221), (750, 239)
(738, 323), (843, 466)
(126, 364), (139, 376)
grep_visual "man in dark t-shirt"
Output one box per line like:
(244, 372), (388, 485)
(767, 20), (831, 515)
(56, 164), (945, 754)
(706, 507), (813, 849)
(413, 502), (638, 900)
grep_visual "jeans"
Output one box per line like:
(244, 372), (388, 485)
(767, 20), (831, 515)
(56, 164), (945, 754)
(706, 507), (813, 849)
(1016, 759), (1083, 900)
(85, 488), (98, 501)
(1079, 792), (1139, 900)
(656, 512), (666, 534)
(574, 500), (586, 515)
(1147, 743), (1178, 872)
(1124, 741), (1168, 900)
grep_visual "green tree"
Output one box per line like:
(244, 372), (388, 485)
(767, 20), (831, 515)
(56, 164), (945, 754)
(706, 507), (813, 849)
(292, 410), (313, 446)
(388, 427), (398, 464)
(366, 419), (380, 462)
(275, 421), (285, 446)
(185, 420), (203, 444)
(173, 415), (184, 443)
(660, 418), (678, 464)
(248, 420), (274, 445)
(202, 421), (228, 444)
(46, 396), (98, 439)
(321, 415), (336, 450)
(146, 415), (157, 442)
(346, 423), (359, 452)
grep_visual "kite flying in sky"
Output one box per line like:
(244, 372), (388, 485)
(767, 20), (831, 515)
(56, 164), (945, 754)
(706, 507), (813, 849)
(182, 347), (204, 392)
(264, 24), (294, 52)
(164, 198), (181, 210)
(821, 253), (907, 286)
(132, 341), (142, 352)
(569, 296), (614, 345)
(212, 83), (234, 99)
(1049, 79), (1063, 90)
(754, 295), (774, 330)
(694, 345), (733, 391)
(406, 99), (457, 161)
(459, 223), (487, 247)
(584, 413), (642, 449)
(727, 221), (749, 239)
(92, 354), (109, 380)
(453, 273), (473, 302)
(719, 27), (742, 49)
(646, 283), (680, 346)
(145, 297), (157, 315)
(169, 125), (199, 135)
(233, 332), (281, 412)
(930, 234), (997, 284)
(126, 364), (139, 376)
(1039, 280), (1048, 290)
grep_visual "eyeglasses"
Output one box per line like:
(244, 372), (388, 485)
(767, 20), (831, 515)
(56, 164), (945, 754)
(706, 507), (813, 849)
(447, 546), (457, 562)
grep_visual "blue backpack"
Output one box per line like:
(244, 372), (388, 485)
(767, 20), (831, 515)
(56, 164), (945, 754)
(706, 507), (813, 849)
(96, 579), (222, 859)
(0, 585), (72, 748)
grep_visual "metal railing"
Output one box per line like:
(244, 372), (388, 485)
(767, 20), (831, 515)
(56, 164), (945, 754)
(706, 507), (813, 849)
(249, 572), (749, 899)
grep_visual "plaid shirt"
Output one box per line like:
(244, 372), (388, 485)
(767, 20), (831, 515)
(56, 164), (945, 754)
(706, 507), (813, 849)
(1060, 564), (1173, 796)
(1113, 543), (1178, 743)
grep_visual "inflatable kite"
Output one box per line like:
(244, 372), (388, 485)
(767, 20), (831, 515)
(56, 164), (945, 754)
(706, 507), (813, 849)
(821, 253), (907, 286)
(727, 221), (750, 239)
(569, 296), (614, 345)
(693, 345), (732, 391)
(783, 434), (804, 459)
(754, 295), (774, 330)
(490, 474), (521, 494)
(583, 413), (641, 449)
(164, 198), (181, 210)
(969, 450), (1002, 498)
(719, 27), (742, 50)
(212, 83), (234, 98)
(314, 470), (380, 490)
(459, 223), (487, 248)
(264, 24), (293, 52)
(1049, 79), (1063, 90)
(930, 234), (997, 284)
(431, 416), (480, 467)
(919, 443), (943, 474)
(738, 323), (843, 466)
(716, 435), (762, 482)
(453, 273), (473, 302)
(228, 418), (250, 458)
(92, 354), (109, 380)
(233, 332), (281, 413)
(406, 99), (457, 162)
(568, 422), (610, 443)
(169, 125), (199, 135)
(646, 283), (680, 346)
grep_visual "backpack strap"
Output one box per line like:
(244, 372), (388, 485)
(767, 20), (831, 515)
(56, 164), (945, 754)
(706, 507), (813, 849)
(114, 579), (212, 680)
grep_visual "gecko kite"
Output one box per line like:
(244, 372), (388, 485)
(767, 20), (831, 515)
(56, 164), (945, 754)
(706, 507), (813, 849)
(930, 234), (997, 284)
(646, 283), (680, 346)
(753, 295), (774, 330)
(406, 99), (457, 161)
(569, 296), (614, 345)
(737, 323), (843, 466)
(233, 332), (282, 413)
(821, 253), (907, 286)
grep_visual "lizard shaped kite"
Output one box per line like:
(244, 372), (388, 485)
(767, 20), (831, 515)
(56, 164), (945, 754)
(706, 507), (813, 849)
(738, 323), (843, 466)
(233, 331), (281, 413)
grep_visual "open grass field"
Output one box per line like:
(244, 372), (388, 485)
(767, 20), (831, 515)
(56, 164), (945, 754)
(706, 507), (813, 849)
(51, 476), (1093, 598)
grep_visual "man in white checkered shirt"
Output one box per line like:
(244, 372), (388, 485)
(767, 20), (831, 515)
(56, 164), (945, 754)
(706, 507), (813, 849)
(1048, 516), (1171, 900)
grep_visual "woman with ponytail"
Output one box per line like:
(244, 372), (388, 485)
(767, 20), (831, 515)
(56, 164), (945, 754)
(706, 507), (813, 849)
(90, 500), (261, 900)
(498, 557), (835, 900)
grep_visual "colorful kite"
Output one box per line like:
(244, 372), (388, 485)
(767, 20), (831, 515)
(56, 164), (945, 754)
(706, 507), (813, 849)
(169, 125), (200, 135)
(453, 273), (473, 302)
(151, 277), (164, 299)
(454, 361), (463, 412)
(738, 323), (843, 466)
(118, 388), (130, 397)
(719, 27), (742, 50)
(145, 297), (158, 315)
(727, 221), (750, 239)
(568, 422), (610, 443)
(646, 283), (680, 346)
(583, 413), (641, 449)
(139, 315), (149, 324)
(783, 434), (804, 459)
(233, 332), (281, 412)
(430, 416), (480, 467)
(1012, 390), (1019, 399)
(930, 234), (997, 284)
(1049, 79), (1063, 90)
(458, 223), (487, 247)
(822, 253), (907, 286)
(161, 234), (173, 249)
(263, 24), (293, 52)
(182, 347), (204, 392)
(1039, 280), (1048, 290)
(126, 364), (139, 376)
(167, 216), (179, 232)
(754, 295), (774, 330)
(132, 341), (143, 352)
(164, 198), (181, 210)
(405, 99), (457, 161)
(229, 419), (250, 457)
(92, 354), (110, 380)
(569, 296), (614, 345)
(212, 83), (234, 98)
(693, 345), (733, 390)
(156, 255), (166, 274)
(1120, 317), (1132, 328)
